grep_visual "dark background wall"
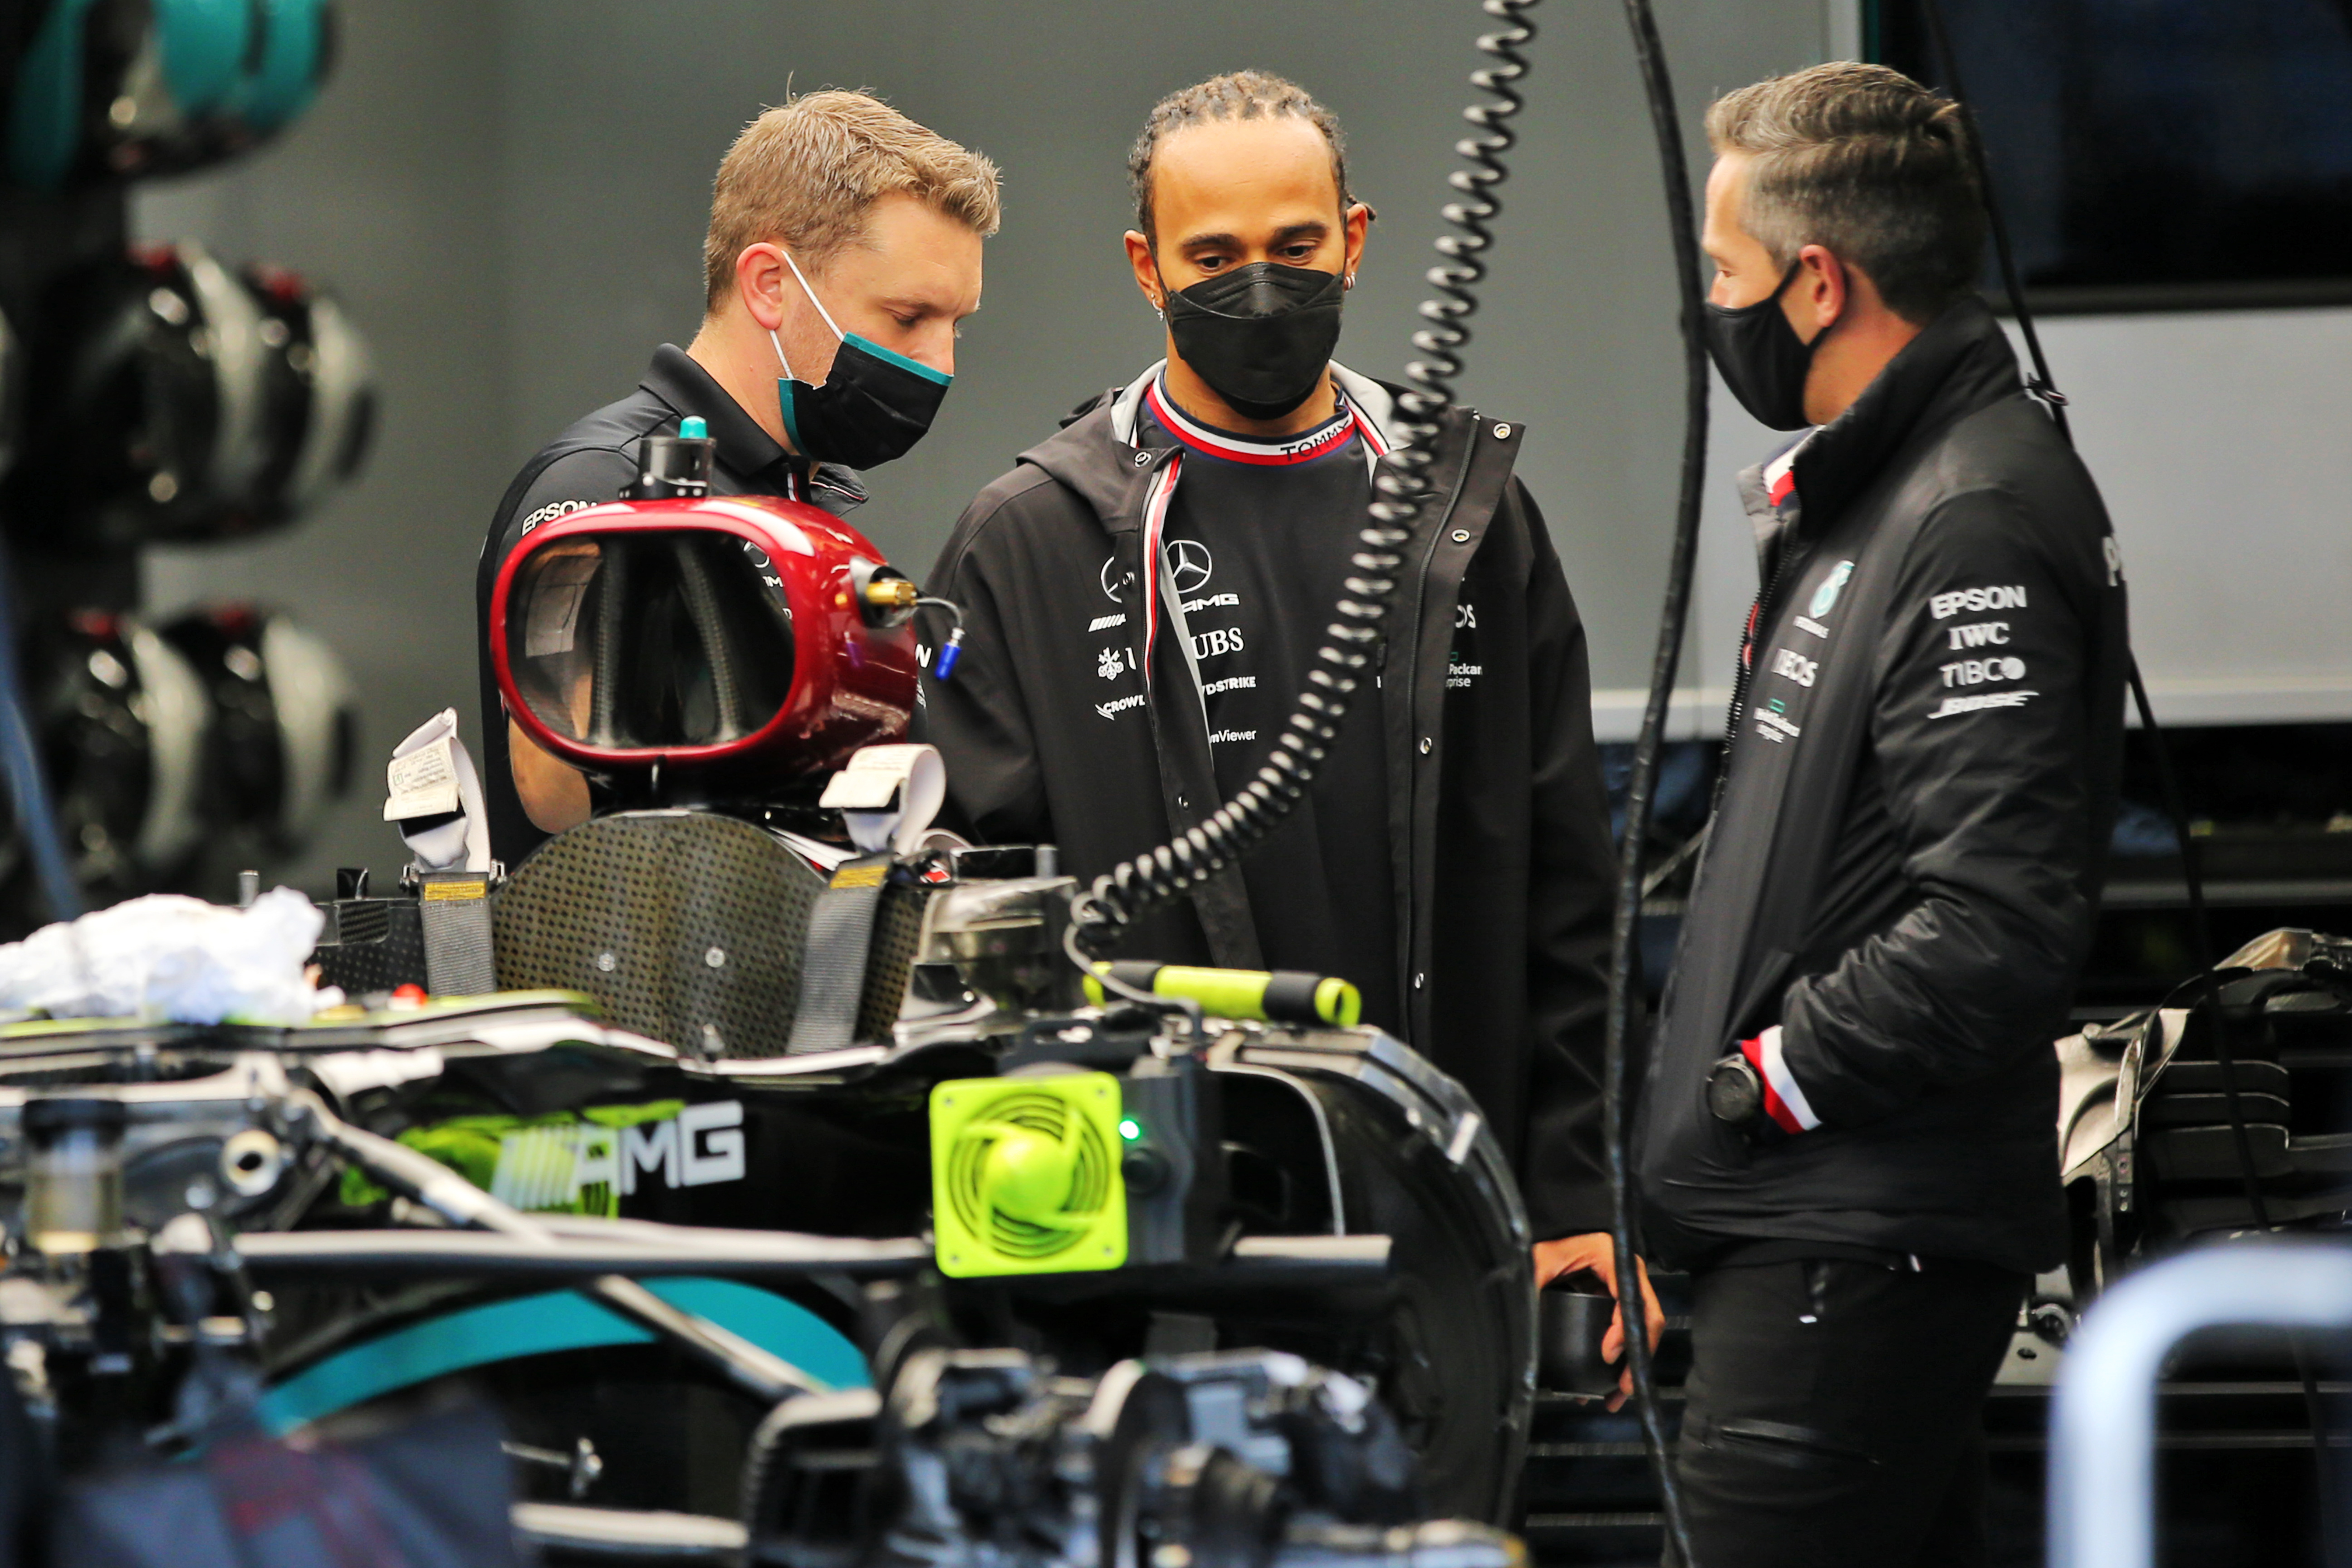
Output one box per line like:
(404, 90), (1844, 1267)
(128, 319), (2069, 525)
(133, 0), (1837, 891)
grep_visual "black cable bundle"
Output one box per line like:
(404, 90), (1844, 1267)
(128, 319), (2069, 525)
(1068, 0), (1543, 957)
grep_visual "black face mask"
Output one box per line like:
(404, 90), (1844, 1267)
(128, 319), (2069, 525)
(772, 252), (951, 470)
(1702, 263), (1823, 431)
(1161, 261), (1345, 421)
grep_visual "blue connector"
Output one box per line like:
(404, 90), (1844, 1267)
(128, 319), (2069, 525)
(679, 416), (708, 439)
(935, 627), (966, 681)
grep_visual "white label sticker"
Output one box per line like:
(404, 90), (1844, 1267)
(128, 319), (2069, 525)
(384, 735), (461, 821)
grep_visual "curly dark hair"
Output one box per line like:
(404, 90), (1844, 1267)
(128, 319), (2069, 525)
(1128, 69), (1352, 244)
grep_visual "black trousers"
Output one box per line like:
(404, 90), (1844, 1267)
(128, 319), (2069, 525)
(1664, 1257), (2026, 1568)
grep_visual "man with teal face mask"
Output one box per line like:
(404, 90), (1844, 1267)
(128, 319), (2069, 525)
(474, 90), (997, 862)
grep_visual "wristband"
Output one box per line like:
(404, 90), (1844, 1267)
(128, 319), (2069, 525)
(1738, 1025), (1819, 1136)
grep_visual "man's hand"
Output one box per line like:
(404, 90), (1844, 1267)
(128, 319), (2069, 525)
(1533, 1232), (1665, 1412)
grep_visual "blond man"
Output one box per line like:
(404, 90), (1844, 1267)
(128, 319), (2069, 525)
(476, 91), (998, 860)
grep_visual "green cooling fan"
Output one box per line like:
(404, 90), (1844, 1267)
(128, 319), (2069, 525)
(929, 1073), (1128, 1277)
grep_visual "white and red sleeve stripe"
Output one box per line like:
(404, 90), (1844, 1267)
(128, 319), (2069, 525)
(1740, 1024), (1822, 1135)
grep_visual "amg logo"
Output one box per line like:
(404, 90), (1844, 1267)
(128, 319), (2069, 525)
(1088, 612), (1127, 632)
(1181, 593), (1240, 613)
(1929, 584), (2027, 620)
(619, 1102), (746, 1191)
(485, 1102), (746, 1212)
(1946, 621), (2010, 650)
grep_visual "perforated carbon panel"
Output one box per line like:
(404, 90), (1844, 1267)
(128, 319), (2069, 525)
(313, 897), (427, 995)
(491, 812), (926, 1057)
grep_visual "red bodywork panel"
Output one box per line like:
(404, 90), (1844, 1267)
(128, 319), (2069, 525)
(490, 494), (918, 788)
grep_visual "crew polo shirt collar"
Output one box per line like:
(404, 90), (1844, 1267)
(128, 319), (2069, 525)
(637, 343), (867, 508)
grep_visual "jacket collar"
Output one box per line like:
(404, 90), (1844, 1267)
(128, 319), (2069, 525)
(1102, 359), (1401, 449)
(639, 343), (867, 509)
(1737, 297), (2024, 553)
(1031, 359), (1401, 530)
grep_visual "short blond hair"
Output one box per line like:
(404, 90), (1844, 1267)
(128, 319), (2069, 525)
(702, 90), (1001, 309)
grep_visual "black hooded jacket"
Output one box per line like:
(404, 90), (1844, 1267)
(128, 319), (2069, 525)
(1637, 300), (2130, 1275)
(921, 363), (1621, 1238)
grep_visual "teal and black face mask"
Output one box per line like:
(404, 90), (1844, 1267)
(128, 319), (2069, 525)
(771, 251), (950, 471)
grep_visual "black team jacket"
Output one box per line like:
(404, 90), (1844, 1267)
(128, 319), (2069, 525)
(921, 362), (1620, 1239)
(1637, 299), (2129, 1276)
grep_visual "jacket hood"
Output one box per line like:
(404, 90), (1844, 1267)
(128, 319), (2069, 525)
(1017, 360), (1408, 530)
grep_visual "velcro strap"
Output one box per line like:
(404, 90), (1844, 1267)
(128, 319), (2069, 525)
(787, 855), (893, 1054)
(417, 872), (495, 996)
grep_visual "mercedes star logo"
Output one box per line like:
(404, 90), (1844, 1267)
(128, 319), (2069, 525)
(1165, 538), (1214, 596)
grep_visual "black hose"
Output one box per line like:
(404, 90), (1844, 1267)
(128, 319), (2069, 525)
(1914, 2), (2341, 1553)
(1609, 3), (1705, 1563)
(1068, 0), (1542, 956)
(0, 537), (83, 921)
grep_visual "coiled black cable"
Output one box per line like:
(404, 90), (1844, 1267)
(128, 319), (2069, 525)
(1068, 0), (1543, 956)
(1609, 3), (1705, 1563)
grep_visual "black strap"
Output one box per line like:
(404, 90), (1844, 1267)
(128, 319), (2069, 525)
(787, 855), (893, 1054)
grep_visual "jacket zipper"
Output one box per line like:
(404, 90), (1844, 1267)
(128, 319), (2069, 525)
(1712, 543), (1797, 813)
(1397, 419), (1481, 1030)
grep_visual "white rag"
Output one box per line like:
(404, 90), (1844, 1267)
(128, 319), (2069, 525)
(0, 887), (342, 1024)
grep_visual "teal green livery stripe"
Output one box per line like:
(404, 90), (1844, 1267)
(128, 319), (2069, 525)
(255, 1277), (867, 1435)
(844, 335), (952, 386)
